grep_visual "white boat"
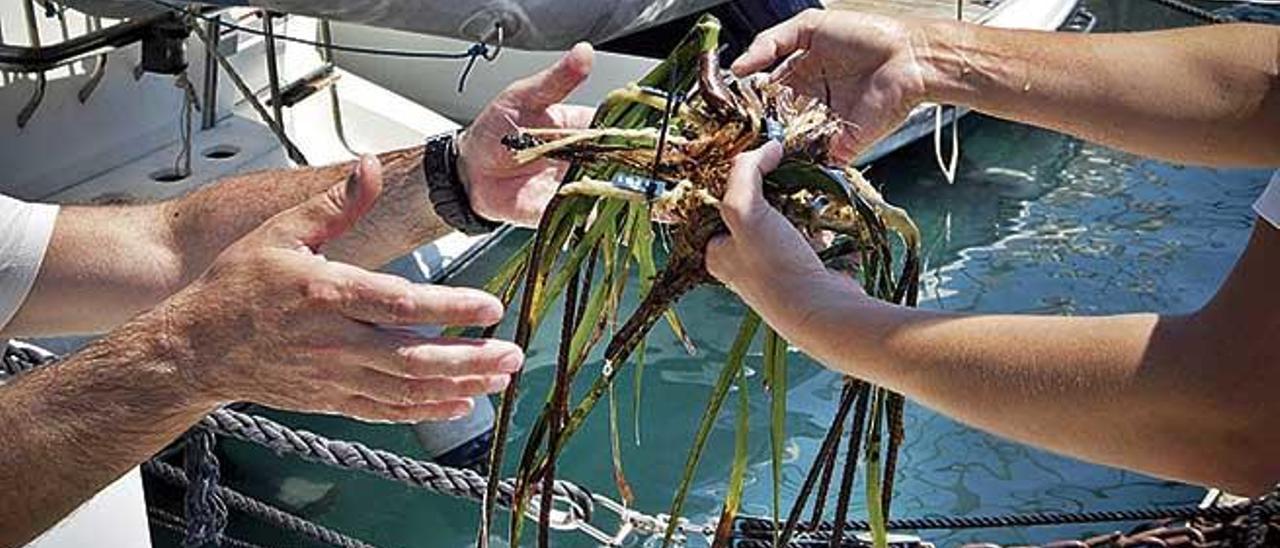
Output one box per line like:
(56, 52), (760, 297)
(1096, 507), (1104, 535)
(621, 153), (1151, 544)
(0, 0), (1090, 545)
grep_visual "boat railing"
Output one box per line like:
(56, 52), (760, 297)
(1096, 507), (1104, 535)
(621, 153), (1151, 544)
(0, 10), (175, 73)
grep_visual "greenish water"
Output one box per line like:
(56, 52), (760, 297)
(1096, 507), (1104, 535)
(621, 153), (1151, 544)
(149, 3), (1277, 547)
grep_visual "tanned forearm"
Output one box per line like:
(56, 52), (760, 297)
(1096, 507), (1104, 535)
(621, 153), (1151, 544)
(167, 146), (452, 276)
(4, 147), (453, 337)
(0, 304), (215, 547)
(757, 223), (1280, 496)
(916, 22), (1280, 166)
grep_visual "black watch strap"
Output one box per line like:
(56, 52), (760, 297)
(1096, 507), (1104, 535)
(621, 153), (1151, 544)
(424, 131), (501, 236)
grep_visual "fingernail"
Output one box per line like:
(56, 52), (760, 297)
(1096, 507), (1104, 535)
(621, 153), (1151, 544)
(488, 375), (511, 392)
(345, 160), (363, 200)
(498, 351), (524, 373)
(360, 154), (379, 172)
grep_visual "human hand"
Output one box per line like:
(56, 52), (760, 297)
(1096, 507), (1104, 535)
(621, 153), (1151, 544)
(458, 43), (596, 226)
(168, 156), (523, 422)
(705, 142), (857, 316)
(731, 10), (930, 163)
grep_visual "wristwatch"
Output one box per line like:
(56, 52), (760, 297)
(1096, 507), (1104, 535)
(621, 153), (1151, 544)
(424, 131), (501, 236)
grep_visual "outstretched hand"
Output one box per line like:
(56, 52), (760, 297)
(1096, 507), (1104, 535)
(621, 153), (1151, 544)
(171, 156), (523, 422)
(732, 10), (929, 164)
(458, 43), (597, 227)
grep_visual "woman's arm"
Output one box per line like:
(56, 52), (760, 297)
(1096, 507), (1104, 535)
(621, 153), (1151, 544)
(917, 20), (1280, 167)
(707, 144), (1280, 496)
(733, 11), (1280, 166)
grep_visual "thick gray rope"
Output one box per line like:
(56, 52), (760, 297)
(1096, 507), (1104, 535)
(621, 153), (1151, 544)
(202, 408), (595, 520)
(144, 460), (375, 548)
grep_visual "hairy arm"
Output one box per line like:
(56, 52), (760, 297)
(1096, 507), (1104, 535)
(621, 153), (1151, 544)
(0, 309), (215, 547)
(0, 157), (522, 547)
(2, 147), (450, 337)
(917, 22), (1280, 166)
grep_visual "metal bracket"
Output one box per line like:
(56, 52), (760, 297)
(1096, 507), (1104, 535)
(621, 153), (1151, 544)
(1061, 6), (1098, 34)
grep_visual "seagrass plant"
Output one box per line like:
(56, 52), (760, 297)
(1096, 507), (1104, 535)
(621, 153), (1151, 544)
(472, 15), (922, 548)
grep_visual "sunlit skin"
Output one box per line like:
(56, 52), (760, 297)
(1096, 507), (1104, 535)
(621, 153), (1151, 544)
(0, 46), (596, 547)
(708, 13), (1280, 496)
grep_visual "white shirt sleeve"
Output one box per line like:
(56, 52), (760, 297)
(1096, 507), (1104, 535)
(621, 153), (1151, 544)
(0, 194), (59, 331)
(1256, 172), (1280, 230)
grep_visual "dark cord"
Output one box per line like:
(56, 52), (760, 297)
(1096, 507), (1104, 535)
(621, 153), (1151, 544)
(142, 0), (496, 60)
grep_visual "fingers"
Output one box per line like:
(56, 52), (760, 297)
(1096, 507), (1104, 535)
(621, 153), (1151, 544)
(506, 42), (594, 109)
(340, 367), (509, 406)
(321, 265), (504, 327)
(266, 155), (383, 250)
(319, 332), (523, 421)
(720, 141), (785, 234)
(339, 395), (475, 423)
(379, 336), (524, 378)
(731, 9), (820, 76)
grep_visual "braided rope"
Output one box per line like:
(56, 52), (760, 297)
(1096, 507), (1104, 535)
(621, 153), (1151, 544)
(144, 460), (374, 548)
(181, 429), (228, 547)
(202, 408), (595, 519)
(735, 503), (1253, 535)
